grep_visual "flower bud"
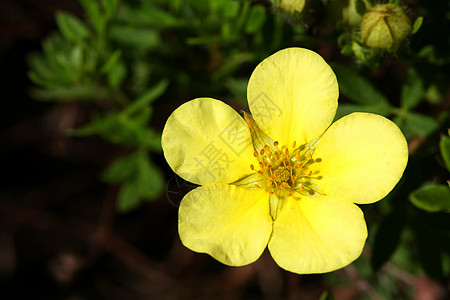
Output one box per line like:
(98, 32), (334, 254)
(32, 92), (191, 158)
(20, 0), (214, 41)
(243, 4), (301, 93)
(327, 0), (371, 27)
(277, 0), (306, 15)
(360, 4), (412, 50)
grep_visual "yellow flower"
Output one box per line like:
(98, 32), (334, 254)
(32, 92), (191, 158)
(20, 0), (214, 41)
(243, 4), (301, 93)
(161, 48), (408, 274)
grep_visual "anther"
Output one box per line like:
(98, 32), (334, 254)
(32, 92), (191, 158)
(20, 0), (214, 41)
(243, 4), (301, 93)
(264, 145), (270, 151)
(299, 185), (305, 191)
(307, 153), (312, 159)
(258, 170), (263, 175)
(309, 171), (313, 176)
(253, 151), (258, 157)
(260, 149), (265, 155)
(295, 152), (300, 159)
(254, 184), (261, 188)
(250, 164), (255, 170)
(292, 141), (296, 149)
(285, 148), (289, 155)
(259, 162), (264, 168)
(274, 141), (279, 146)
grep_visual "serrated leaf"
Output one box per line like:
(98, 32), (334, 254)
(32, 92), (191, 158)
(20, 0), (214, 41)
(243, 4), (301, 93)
(401, 68), (425, 110)
(331, 63), (391, 108)
(440, 135), (450, 172)
(410, 185), (450, 212)
(371, 211), (405, 271)
(56, 12), (90, 43)
(245, 5), (266, 34)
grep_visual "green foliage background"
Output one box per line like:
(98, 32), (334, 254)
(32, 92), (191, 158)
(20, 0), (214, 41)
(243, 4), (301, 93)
(28, 0), (450, 298)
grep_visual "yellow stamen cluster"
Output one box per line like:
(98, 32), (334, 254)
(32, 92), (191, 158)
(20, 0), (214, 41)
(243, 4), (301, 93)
(251, 140), (322, 198)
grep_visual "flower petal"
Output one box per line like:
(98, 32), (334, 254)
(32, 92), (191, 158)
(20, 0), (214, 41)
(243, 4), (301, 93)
(310, 113), (408, 204)
(162, 98), (256, 185)
(268, 195), (367, 274)
(179, 184), (273, 266)
(247, 48), (338, 146)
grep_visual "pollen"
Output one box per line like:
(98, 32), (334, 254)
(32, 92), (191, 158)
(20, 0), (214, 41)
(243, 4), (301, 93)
(249, 138), (323, 197)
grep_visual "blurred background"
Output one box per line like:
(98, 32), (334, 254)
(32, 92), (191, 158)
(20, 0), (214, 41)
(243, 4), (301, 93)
(0, 0), (449, 299)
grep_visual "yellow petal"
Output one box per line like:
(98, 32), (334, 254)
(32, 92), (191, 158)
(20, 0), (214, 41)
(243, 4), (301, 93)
(310, 113), (408, 204)
(162, 98), (256, 185)
(247, 48), (338, 146)
(268, 195), (367, 274)
(179, 183), (273, 266)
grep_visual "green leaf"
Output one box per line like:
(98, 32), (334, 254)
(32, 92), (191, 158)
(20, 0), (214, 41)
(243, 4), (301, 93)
(102, 153), (139, 184)
(107, 60), (127, 88)
(319, 291), (336, 300)
(412, 16), (423, 34)
(79, 0), (104, 34)
(440, 134), (450, 172)
(56, 12), (90, 43)
(117, 1), (180, 29)
(331, 63), (391, 108)
(371, 211), (405, 271)
(401, 68), (425, 110)
(109, 25), (160, 50)
(404, 113), (439, 138)
(410, 185), (450, 212)
(30, 84), (108, 101)
(100, 49), (122, 74)
(117, 180), (141, 213)
(122, 79), (169, 117)
(245, 5), (266, 34)
(135, 153), (164, 200)
(113, 153), (164, 213)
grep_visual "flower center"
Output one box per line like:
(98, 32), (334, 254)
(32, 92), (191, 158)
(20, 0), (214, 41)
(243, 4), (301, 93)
(273, 166), (291, 185)
(250, 139), (323, 198)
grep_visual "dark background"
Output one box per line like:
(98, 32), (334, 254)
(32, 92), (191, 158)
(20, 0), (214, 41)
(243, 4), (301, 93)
(0, 1), (448, 300)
